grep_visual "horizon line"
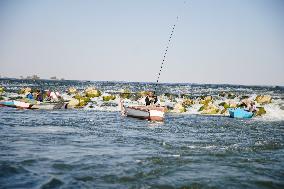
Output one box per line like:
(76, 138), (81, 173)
(0, 77), (283, 88)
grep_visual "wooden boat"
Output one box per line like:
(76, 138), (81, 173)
(119, 17), (176, 122)
(228, 108), (253, 118)
(122, 105), (166, 121)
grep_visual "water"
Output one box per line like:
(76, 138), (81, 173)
(0, 79), (284, 188)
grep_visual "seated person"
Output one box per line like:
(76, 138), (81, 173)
(26, 92), (34, 100)
(35, 90), (43, 102)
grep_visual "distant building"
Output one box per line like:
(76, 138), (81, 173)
(32, 75), (40, 80)
(50, 76), (57, 80)
(24, 75), (40, 80)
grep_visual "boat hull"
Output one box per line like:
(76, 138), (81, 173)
(123, 105), (166, 121)
(228, 108), (253, 118)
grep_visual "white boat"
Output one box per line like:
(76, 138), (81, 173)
(119, 17), (176, 122)
(122, 105), (166, 121)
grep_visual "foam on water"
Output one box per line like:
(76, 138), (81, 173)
(261, 102), (284, 121)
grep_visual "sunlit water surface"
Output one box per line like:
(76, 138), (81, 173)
(0, 109), (283, 188)
(0, 79), (283, 188)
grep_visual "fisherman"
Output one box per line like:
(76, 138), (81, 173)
(244, 101), (257, 113)
(153, 95), (158, 104)
(145, 94), (151, 106)
(248, 101), (257, 113)
(145, 91), (158, 106)
(35, 90), (43, 102)
(26, 91), (34, 100)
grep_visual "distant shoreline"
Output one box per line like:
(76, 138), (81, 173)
(0, 77), (283, 88)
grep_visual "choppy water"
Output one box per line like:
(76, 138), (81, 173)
(0, 79), (284, 188)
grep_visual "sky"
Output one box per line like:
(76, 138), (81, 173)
(0, 0), (283, 85)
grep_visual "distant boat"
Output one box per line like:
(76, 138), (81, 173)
(122, 105), (166, 121)
(228, 108), (253, 118)
(0, 100), (65, 110)
(0, 100), (30, 109)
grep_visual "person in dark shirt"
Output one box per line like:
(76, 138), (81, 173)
(35, 90), (43, 102)
(145, 95), (151, 106)
(153, 95), (158, 104)
(145, 92), (158, 106)
(26, 92), (34, 100)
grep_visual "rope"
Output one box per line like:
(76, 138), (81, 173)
(155, 16), (179, 85)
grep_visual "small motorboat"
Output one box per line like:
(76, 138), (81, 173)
(228, 108), (253, 118)
(122, 105), (166, 121)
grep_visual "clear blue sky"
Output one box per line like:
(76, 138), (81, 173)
(0, 0), (283, 85)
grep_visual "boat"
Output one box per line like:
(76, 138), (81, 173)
(0, 101), (15, 107)
(228, 108), (253, 118)
(122, 104), (166, 121)
(0, 100), (65, 110)
(0, 100), (31, 109)
(120, 17), (177, 121)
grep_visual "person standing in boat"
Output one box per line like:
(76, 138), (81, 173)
(145, 91), (158, 106)
(145, 94), (151, 106)
(26, 91), (34, 100)
(153, 95), (158, 104)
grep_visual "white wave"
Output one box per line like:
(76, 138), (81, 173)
(260, 102), (284, 121)
(84, 105), (119, 112)
(184, 104), (202, 115)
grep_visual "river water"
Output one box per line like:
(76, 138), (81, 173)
(0, 79), (283, 188)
